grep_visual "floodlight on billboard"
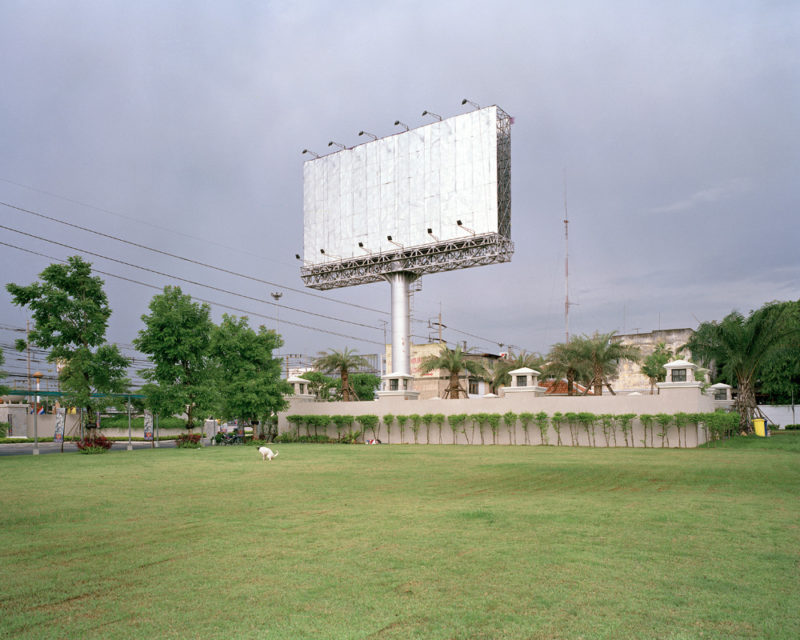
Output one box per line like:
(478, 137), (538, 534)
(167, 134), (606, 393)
(301, 105), (512, 290)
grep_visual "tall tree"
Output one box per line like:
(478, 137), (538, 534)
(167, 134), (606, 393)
(6, 256), (130, 424)
(418, 344), (487, 399)
(209, 314), (290, 435)
(134, 286), (214, 430)
(686, 301), (800, 432)
(640, 342), (674, 394)
(579, 332), (641, 395)
(314, 348), (369, 401)
(0, 349), (10, 397)
(544, 340), (591, 395)
(489, 350), (546, 393)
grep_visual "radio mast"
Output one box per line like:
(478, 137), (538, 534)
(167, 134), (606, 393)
(564, 175), (570, 343)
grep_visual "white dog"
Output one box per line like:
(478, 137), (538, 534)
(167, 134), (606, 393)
(258, 446), (278, 461)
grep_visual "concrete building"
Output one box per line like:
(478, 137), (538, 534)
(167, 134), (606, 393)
(385, 342), (500, 400)
(608, 328), (695, 393)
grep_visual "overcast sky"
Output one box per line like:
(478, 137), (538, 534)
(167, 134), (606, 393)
(1, 1), (798, 385)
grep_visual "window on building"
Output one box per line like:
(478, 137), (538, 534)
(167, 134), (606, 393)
(671, 369), (687, 382)
(468, 378), (479, 395)
(516, 375), (527, 387)
(714, 390), (727, 400)
(389, 378), (398, 391)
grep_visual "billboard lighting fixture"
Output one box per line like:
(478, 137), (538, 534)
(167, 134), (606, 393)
(357, 241), (371, 253)
(421, 110), (442, 121)
(358, 131), (377, 141)
(301, 149), (320, 158)
(456, 219), (476, 236)
(427, 228), (439, 242)
(461, 98), (481, 110)
(328, 141), (348, 150)
(295, 253), (312, 266)
(320, 248), (342, 260)
(393, 120), (409, 131)
(386, 235), (404, 248)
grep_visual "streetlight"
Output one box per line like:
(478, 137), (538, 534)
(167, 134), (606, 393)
(271, 291), (283, 333)
(32, 371), (42, 455)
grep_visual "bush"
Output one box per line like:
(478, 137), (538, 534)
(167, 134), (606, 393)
(76, 434), (113, 454)
(273, 432), (332, 444)
(175, 433), (202, 448)
(783, 424), (800, 430)
(0, 422), (8, 438)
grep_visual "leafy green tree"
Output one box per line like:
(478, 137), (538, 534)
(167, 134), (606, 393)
(6, 256), (130, 426)
(382, 414), (395, 444)
(349, 373), (381, 401)
(433, 413), (446, 444)
(300, 371), (339, 401)
(639, 414), (655, 447)
(356, 415), (380, 440)
(396, 415), (409, 443)
(421, 413), (435, 444)
(686, 301), (800, 432)
(0, 349), (10, 397)
(564, 411), (579, 446)
(532, 411), (548, 445)
(448, 414), (467, 444)
(134, 286), (215, 430)
(551, 412), (565, 445)
(418, 344), (487, 399)
(577, 412), (597, 447)
(314, 348), (370, 401)
(486, 413), (502, 445)
(599, 414), (616, 447)
(641, 342), (674, 395)
(408, 414), (422, 443)
(472, 412), (489, 445)
(502, 411), (518, 445)
(209, 314), (290, 436)
(655, 413), (672, 447)
(616, 413), (636, 447)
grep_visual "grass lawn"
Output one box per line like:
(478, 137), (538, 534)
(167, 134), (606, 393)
(1, 435), (798, 639)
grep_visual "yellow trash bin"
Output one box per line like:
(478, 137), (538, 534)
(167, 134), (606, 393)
(753, 418), (767, 437)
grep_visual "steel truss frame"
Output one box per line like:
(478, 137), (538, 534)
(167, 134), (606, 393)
(300, 232), (514, 290)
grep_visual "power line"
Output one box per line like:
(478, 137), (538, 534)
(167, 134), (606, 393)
(0, 240), (384, 346)
(1, 199), (388, 316)
(1, 199), (521, 351)
(0, 229), (382, 332)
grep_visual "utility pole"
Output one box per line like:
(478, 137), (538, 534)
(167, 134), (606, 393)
(564, 174), (571, 343)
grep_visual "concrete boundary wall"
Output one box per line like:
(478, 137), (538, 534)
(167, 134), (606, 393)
(279, 386), (716, 447)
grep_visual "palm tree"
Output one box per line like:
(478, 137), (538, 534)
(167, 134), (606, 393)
(640, 342), (674, 395)
(488, 349), (546, 394)
(314, 348), (370, 402)
(685, 301), (800, 433)
(580, 331), (641, 395)
(544, 340), (591, 395)
(418, 344), (487, 399)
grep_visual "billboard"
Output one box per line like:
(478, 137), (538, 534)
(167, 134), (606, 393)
(301, 105), (512, 290)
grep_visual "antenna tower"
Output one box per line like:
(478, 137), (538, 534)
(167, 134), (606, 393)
(564, 175), (570, 343)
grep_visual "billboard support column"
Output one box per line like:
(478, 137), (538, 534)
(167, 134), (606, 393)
(387, 272), (414, 376)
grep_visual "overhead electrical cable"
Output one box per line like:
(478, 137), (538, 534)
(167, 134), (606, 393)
(0, 200), (388, 316)
(0, 228), (382, 332)
(0, 199), (516, 348)
(0, 240), (384, 346)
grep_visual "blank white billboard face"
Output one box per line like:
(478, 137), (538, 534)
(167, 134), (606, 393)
(303, 106), (506, 266)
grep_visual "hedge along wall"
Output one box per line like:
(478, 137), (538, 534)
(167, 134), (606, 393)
(279, 386), (724, 448)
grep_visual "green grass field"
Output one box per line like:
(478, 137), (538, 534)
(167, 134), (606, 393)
(1, 435), (798, 639)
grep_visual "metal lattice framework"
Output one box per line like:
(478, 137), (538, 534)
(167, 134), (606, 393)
(301, 232), (514, 290)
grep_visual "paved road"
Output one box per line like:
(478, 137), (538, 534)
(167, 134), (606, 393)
(0, 440), (178, 456)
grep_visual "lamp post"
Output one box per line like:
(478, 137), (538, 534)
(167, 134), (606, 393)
(32, 371), (42, 455)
